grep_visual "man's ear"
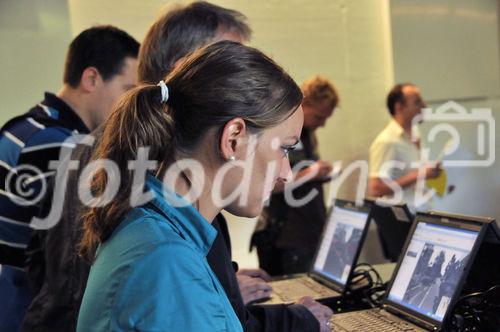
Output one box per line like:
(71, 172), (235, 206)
(394, 100), (405, 115)
(79, 67), (101, 92)
(219, 118), (247, 161)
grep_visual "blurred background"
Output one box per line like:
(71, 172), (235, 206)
(1, 0), (499, 267)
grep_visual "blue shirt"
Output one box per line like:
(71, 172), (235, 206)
(0, 93), (88, 261)
(0, 92), (88, 332)
(77, 174), (243, 332)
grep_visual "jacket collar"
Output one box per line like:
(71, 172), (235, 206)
(145, 174), (217, 256)
(40, 92), (89, 134)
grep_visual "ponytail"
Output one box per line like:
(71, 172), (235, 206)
(79, 41), (303, 262)
(79, 83), (174, 261)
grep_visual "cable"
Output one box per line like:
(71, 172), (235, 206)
(355, 263), (383, 286)
(349, 263), (388, 307)
(448, 285), (500, 331)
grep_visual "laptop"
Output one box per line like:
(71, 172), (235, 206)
(262, 199), (371, 304)
(331, 211), (492, 331)
(365, 198), (414, 262)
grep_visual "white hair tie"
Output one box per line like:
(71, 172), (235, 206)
(157, 80), (169, 103)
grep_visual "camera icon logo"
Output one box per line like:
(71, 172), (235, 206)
(412, 101), (495, 167)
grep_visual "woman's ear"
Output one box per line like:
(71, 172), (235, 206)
(219, 118), (247, 161)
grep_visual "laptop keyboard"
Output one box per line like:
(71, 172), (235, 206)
(331, 309), (421, 331)
(271, 276), (339, 302)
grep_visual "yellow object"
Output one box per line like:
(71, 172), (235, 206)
(426, 169), (447, 197)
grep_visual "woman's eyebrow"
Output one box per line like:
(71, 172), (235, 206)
(284, 136), (299, 145)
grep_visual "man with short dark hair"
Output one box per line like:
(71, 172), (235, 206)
(0, 25), (139, 331)
(368, 83), (440, 211)
(23, 3), (330, 332)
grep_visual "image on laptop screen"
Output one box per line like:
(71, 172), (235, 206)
(313, 206), (369, 285)
(387, 222), (479, 322)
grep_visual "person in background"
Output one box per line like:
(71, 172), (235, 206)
(252, 76), (339, 276)
(0, 26), (138, 332)
(0, 25), (139, 332)
(24, 2), (328, 331)
(368, 83), (441, 212)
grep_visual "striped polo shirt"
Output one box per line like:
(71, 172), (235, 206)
(0, 92), (89, 267)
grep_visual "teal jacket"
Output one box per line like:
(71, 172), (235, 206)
(77, 174), (242, 331)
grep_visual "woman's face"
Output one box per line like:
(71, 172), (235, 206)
(223, 107), (304, 218)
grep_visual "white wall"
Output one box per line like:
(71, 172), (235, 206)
(0, 0), (72, 126)
(391, 0), (500, 101)
(425, 97), (500, 221)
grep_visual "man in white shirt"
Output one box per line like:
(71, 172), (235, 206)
(368, 83), (440, 212)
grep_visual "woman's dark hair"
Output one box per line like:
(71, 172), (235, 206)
(79, 41), (302, 261)
(138, 1), (251, 83)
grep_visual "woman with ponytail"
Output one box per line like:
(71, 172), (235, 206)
(76, 41), (307, 331)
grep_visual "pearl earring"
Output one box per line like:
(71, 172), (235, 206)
(228, 156), (236, 162)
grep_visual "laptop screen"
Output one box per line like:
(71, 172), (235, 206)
(313, 205), (369, 286)
(387, 221), (479, 322)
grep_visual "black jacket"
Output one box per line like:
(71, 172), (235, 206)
(23, 133), (319, 332)
(208, 215), (319, 331)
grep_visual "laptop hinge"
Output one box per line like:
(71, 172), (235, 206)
(311, 273), (343, 293)
(383, 304), (439, 331)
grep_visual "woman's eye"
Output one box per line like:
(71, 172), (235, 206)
(281, 146), (296, 158)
